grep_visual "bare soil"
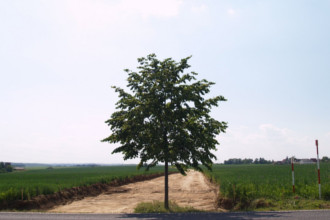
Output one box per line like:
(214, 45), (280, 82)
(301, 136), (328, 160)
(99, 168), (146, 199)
(49, 170), (218, 213)
(0, 172), (167, 210)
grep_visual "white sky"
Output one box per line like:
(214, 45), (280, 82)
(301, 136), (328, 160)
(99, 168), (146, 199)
(1, 0), (330, 164)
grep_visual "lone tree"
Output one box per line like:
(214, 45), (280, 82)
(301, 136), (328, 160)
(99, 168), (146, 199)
(102, 54), (227, 209)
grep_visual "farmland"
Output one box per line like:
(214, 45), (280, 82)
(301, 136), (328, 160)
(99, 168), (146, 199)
(0, 165), (164, 204)
(205, 163), (330, 210)
(1, 163), (329, 211)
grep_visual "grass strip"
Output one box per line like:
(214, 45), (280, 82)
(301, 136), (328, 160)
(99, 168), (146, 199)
(134, 201), (203, 213)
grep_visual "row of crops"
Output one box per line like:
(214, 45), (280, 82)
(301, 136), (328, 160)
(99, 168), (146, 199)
(1, 163), (329, 209)
(205, 163), (330, 206)
(0, 165), (164, 203)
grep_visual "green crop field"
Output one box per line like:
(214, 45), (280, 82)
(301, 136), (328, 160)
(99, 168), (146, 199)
(0, 165), (164, 203)
(205, 163), (330, 210)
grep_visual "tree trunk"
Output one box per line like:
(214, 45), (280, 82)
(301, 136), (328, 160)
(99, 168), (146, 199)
(164, 159), (169, 209)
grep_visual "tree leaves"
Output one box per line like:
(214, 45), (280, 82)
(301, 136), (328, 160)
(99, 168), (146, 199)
(102, 54), (227, 174)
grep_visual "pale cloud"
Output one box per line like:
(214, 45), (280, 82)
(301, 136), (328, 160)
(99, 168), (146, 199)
(216, 124), (318, 162)
(66, 0), (183, 29)
(191, 4), (208, 14)
(259, 124), (292, 143)
(227, 9), (236, 15)
(121, 0), (183, 19)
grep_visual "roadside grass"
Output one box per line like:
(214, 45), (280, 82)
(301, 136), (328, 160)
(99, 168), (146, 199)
(217, 196), (330, 211)
(254, 197), (330, 211)
(205, 163), (330, 211)
(134, 201), (203, 213)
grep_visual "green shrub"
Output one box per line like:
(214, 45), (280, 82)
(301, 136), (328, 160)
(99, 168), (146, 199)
(323, 188), (330, 201)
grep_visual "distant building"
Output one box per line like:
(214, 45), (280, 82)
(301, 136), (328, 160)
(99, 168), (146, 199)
(298, 159), (316, 164)
(13, 167), (25, 171)
(274, 158), (318, 165)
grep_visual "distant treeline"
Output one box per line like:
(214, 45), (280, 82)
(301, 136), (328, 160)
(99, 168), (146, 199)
(224, 156), (330, 165)
(224, 158), (273, 165)
(322, 156), (330, 162)
(0, 162), (13, 173)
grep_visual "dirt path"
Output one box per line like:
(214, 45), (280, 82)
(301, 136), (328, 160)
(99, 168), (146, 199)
(49, 170), (218, 213)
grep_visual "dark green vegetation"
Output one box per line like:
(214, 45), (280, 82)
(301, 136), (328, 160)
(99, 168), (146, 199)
(205, 163), (330, 210)
(102, 54), (227, 209)
(134, 201), (202, 213)
(322, 156), (330, 163)
(0, 162), (13, 173)
(224, 158), (273, 165)
(0, 166), (163, 204)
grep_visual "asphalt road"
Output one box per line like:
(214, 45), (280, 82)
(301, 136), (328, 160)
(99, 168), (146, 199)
(0, 210), (329, 220)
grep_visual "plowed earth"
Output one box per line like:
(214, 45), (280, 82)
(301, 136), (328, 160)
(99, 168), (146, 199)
(49, 170), (218, 213)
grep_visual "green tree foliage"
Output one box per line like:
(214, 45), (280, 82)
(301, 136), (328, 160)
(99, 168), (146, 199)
(0, 162), (13, 173)
(224, 158), (253, 165)
(224, 158), (273, 165)
(322, 156), (330, 163)
(102, 54), (227, 208)
(253, 158), (272, 164)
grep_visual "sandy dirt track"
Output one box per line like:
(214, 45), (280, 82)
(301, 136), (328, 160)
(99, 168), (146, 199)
(49, 170), (218, 213)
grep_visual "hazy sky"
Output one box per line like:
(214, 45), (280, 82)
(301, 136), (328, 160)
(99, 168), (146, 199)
(1, 0), (329, 164)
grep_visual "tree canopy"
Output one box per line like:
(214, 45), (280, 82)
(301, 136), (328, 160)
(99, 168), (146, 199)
(0, 162), (13, 173)
(102, 54), (227, 208)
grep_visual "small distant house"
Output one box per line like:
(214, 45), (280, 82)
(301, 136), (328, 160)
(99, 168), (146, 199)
(13, 167), (25, 171)
(299, 159), (316, 164)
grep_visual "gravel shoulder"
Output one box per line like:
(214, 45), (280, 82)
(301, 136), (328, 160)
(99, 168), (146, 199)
(49, 170), (218, 213)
